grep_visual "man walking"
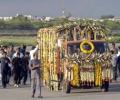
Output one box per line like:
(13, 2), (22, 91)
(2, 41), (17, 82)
(30, 53), (41, 98)
(111, 50), (118, 81)
(12, 53), (22, 87)
(21, 52), (30, 85)
(29, 45), (38, 82)
(117, 46), (120, 75)
(0, 52), (10, 88)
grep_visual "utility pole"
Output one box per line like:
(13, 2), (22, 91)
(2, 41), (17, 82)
(62, 0), (65, 17)
(61, 0), (72, 18)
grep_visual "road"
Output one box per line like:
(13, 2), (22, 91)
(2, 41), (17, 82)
(0, 81), (120, 100)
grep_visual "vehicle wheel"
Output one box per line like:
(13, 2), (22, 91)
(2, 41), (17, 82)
(104, 81), (109, 92)
(101, 81), (109, 92)
(66, 82), (71, 93)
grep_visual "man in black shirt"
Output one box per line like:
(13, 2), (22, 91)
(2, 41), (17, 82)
(21, 52), (29, 85)
(0, 52), (10, 88)
(12, 52), (22, 87)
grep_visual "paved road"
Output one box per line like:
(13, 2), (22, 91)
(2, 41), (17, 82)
(0, 81), (120, 100)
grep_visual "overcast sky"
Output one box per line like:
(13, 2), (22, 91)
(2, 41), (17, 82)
(0, 0), (120, 18)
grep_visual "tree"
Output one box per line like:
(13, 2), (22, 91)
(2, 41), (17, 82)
(100, 15), (114, 19)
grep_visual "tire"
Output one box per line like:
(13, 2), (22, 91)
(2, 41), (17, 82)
(101, 81), (109, 92)
(104, 81), (109, 92)
(66, 82), (71, 93)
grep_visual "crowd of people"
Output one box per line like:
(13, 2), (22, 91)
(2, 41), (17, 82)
(0, 45), (31, 87)
(1, 42), (120, 98)
(111, 43), (120, 81)
(0, 45), (41, 98)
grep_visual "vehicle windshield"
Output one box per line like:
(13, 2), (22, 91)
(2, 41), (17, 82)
(94, 42), (109, 53)
(67, 42), (109, 55)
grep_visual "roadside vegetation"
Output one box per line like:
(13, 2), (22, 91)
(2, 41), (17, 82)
(0, 36), (37, 46)
(0, 15), (120, 44)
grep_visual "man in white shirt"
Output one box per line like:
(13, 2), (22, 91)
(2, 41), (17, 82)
(117, 46), (120, 57)
(30, 45), (38, 60)
(29, 45), (38, 83)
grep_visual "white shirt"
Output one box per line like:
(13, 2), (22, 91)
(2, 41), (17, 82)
(0, 53), (3, 58)
(117, 51), (120, 57)
(30, 45), (38, 60)
(13, 52), (24, 58)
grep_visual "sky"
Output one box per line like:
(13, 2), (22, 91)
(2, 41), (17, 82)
(0, 0), (120, 18)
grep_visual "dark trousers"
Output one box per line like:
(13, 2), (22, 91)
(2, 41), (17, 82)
(29, 70), (31, 83)
(113, 67), (117, 80)
(22, 70), (28, 85)
(7, 67), (11, 84)
(14, 70), (21, 85)
(2, 72), (7, 88)
(118, 66), (120, 76)
(57, 73), (64, 90)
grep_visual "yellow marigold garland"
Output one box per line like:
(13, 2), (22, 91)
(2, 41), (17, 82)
(80, 40), (95, 54)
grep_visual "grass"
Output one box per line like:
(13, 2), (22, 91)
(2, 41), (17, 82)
(0, 36), (37, 46)
(0, 35), (120, 46)
(107, 36), (120, 43)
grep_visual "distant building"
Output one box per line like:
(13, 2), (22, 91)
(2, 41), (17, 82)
(68, 17), (76, 21)
(15, 14), (34, 20)
(44, 17), (53, 21)
(113, 17), (120, 21)
(24, 15), (33, 20)
(0, 16), (13, 21)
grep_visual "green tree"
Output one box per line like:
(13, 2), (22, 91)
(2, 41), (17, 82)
(100, 15), (114, 19)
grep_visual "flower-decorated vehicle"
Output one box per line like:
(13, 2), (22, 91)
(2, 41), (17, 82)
(37, 23), (112, 93)
(65, 39), (111, 93)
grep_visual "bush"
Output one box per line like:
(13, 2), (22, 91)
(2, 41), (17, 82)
(0, 36), (37, 46)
